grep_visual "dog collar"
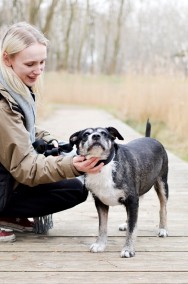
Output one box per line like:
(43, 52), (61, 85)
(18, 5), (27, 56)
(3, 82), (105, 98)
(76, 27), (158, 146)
(95, 146), (115, 167)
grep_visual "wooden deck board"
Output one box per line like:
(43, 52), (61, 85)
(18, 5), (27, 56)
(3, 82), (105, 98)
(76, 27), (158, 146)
(1, 105), (188, 283)
(1, 236), (188, 252)
(1, 272), (188, 284)
(0, 251), (188, 272)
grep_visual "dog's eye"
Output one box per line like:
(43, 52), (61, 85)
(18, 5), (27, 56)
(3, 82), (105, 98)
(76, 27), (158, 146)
(101, 131), (107, 137)
(83, 132), (90, 138)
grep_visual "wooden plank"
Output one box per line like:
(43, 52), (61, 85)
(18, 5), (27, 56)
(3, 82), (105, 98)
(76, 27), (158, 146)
(0, 236), (187, 252)
(0, 272), (188, 284)
(0, 252), (188, 272)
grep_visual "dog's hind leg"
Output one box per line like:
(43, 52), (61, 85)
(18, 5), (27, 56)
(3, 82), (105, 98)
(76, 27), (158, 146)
(121, 196), (139, 258)
(90, 197), (109, 253)
(154, 175), (169, 237)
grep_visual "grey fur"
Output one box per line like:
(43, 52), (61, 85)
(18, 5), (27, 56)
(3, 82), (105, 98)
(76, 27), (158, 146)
(70, 123), (169, 258)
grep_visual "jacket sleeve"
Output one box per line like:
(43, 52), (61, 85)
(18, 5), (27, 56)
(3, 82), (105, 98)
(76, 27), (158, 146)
(0, 99), (81, 187)
(35, 125), (58, 143)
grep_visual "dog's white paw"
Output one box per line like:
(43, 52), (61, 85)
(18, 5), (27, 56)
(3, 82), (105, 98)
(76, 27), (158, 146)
(158, 228), (168, 237)
(90, 242), (106, 253)
(118, 223), (127, 231)
(120, 247), (135, 258)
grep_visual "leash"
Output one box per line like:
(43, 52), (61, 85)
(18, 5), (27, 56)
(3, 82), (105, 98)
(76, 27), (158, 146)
(32, 140), (73, 156)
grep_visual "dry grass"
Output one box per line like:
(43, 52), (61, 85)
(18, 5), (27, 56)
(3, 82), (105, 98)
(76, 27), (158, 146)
(38, 71), (188, 161)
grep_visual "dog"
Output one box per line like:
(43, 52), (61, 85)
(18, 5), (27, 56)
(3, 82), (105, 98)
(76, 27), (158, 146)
(69, 120), (169, 258)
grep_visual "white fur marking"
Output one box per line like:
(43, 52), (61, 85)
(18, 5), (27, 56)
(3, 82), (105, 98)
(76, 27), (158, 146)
(158, 228), (168, 237)
(85, 162), (124, 206)
(119, 223), (127, 231)
(85, 146), (104, 159)
(90, 242), (106, 252)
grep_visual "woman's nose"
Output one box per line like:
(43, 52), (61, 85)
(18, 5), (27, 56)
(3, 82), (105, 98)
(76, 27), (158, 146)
(33, 66), (43, 75)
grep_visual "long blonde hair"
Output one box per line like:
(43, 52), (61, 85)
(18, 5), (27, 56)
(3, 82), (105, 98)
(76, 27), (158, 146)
(0, 22), (49, 97)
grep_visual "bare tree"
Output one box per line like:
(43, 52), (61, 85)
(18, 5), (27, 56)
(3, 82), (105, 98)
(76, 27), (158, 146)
(101, 0), (114, 73)
(87, 5), (96, 73)
(42, 0), (59, 35)
(76, 0), (90, 72)
(108, 0), (125, 74)
(29, 0), (44, 26)
(1, 0), (188, 75)
(62, 0), (77, 70)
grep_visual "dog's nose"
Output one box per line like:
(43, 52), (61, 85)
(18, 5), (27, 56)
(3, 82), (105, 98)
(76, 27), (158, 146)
(92, 134), (101, 140)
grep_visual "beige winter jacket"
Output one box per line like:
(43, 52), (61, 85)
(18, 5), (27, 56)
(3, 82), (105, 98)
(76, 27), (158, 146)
(0, 84), (81, 189)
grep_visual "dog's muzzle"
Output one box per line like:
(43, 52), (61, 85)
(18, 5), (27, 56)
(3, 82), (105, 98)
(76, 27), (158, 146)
(87, 133), (106, 151)
(88, 142), (105, 152)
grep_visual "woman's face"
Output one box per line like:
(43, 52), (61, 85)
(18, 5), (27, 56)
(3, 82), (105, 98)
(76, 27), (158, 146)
(4, 43), (47, 87)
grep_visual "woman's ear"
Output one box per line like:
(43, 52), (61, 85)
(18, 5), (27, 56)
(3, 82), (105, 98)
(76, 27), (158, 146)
(3, 52), (12, 67)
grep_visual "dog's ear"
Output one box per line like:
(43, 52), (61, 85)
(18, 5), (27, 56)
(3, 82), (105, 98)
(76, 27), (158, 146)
(106, 127), (124, 140)
(69, 130), (82, 146)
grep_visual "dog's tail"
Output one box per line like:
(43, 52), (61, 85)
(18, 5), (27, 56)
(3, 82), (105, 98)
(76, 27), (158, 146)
(145, 119), (151, 137)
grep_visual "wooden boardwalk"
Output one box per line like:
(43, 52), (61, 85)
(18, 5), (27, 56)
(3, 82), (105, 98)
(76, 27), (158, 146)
(1, 105), (188, 284)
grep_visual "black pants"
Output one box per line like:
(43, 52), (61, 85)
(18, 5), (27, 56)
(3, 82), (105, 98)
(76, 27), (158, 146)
(0, 178), (88, 218)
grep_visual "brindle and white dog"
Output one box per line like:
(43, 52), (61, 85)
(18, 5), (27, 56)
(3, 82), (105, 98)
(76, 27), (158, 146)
(69, 121), (169, 258)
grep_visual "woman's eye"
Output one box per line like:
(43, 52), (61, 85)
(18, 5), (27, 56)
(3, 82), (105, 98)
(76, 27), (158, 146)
(26, 63), (33, 67)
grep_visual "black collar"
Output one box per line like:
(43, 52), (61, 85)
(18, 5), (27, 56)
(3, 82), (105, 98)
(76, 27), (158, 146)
(95, 145), (116, 167)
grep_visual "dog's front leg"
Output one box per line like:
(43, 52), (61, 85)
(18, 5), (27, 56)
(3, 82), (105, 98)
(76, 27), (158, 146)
(90, 197), (109, 253)
(121, 196), (139, 258)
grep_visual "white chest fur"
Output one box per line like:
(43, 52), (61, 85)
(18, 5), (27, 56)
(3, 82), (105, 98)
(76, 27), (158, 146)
(85, 161), (124, 206)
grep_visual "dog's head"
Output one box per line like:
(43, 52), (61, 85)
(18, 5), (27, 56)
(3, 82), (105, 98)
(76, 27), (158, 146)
(69, 127), (124, 159)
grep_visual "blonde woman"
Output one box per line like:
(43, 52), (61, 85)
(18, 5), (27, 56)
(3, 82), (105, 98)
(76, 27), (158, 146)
(0, 22), (103, 241)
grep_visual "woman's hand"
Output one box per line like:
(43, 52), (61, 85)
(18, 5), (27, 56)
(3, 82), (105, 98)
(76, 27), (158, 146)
(73, 156), (104, 174)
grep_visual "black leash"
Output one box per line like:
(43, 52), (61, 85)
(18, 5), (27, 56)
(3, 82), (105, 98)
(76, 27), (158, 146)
(32, 140), (73, 157)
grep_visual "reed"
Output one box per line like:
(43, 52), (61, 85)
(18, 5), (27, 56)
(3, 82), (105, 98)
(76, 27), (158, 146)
(39, 72), (188, 161)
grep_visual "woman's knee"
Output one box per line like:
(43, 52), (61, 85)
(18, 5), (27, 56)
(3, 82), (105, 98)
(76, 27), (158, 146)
(81, 185), (88, 202)
(74, 178), (88, 202)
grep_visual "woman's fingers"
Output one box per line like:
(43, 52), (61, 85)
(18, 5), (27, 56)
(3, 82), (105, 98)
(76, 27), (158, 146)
(73, 156), (104, 173)
(51, 140), (58, 148)
(87, 162), (104, 173)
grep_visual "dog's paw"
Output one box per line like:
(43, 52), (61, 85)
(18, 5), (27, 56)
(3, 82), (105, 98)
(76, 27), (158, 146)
(158, 228), (168, 237)
(120, 247), (135, 258)
(118, 223), (127, 231)
(90, 242), (106, 253)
